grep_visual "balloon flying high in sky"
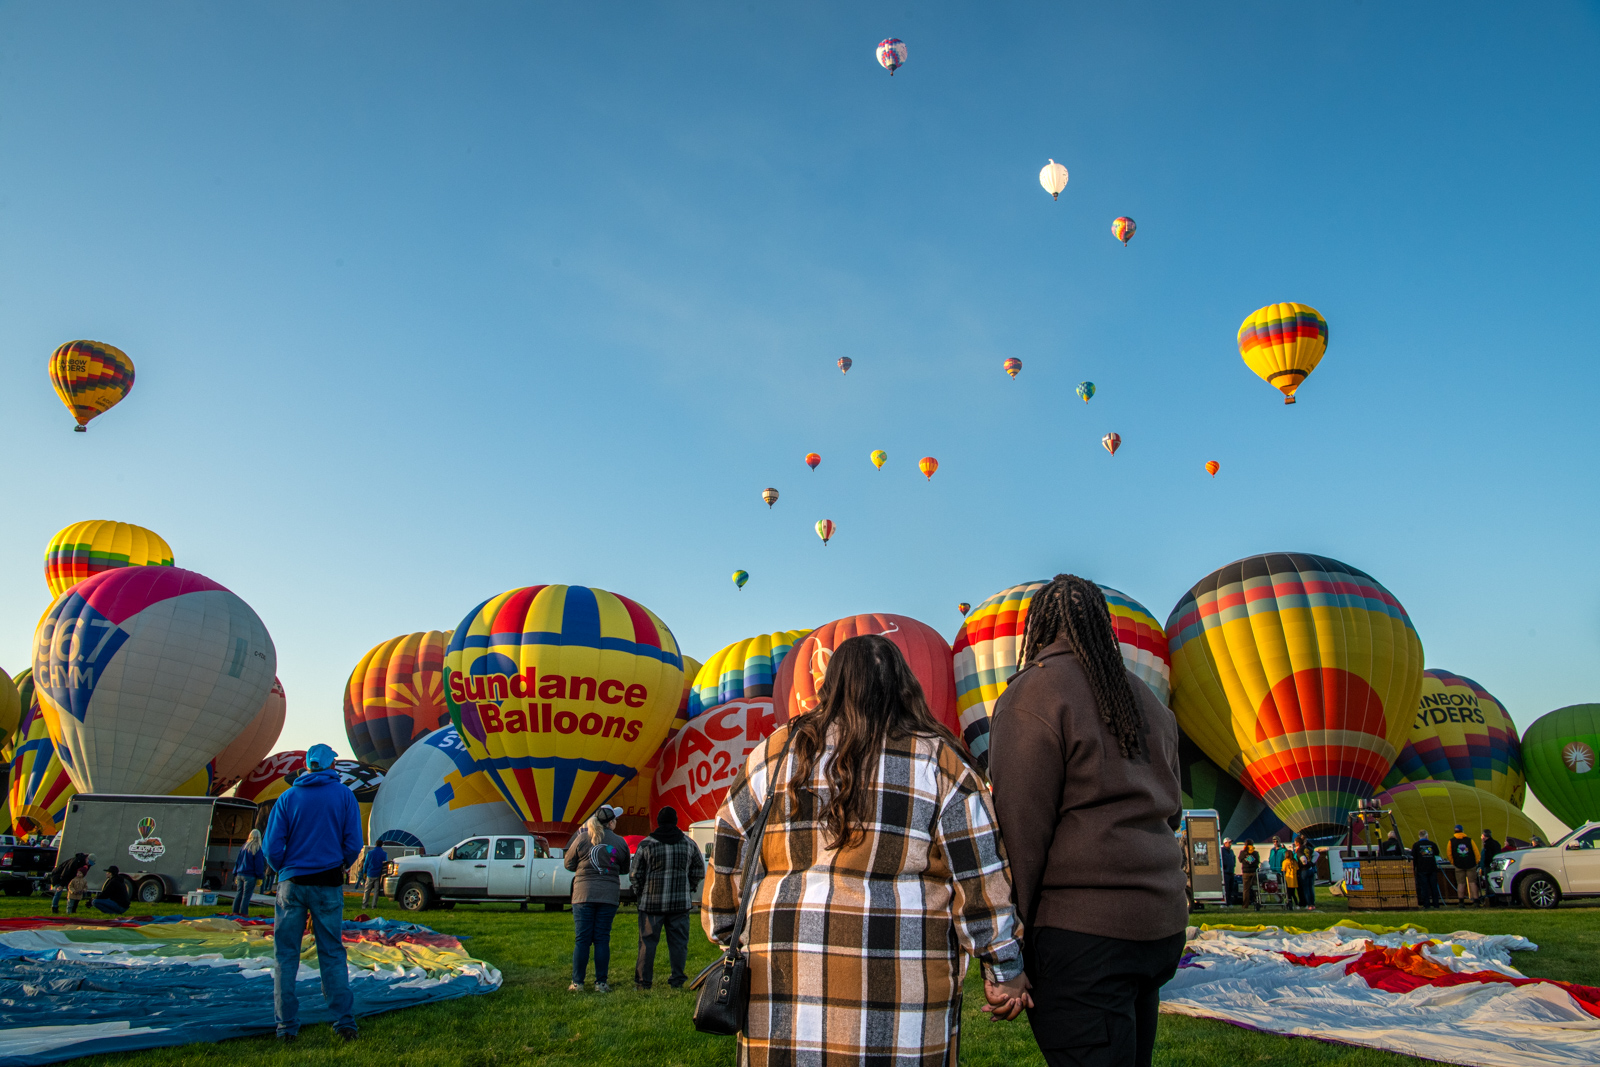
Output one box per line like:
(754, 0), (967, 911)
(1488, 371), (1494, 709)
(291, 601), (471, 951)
(48, 340), (134, 432)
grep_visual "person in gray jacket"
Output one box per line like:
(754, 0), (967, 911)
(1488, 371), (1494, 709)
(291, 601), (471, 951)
(564, 804), (630, 993)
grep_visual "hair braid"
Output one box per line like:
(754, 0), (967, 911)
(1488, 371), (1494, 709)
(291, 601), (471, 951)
(1017, 574), (1146, 759)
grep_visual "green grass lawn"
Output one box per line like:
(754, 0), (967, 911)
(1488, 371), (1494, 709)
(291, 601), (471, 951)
(5, 890), (1597, 1067)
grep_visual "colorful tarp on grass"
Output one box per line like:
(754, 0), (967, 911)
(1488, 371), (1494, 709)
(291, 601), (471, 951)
(1163, 923), (1600, 1067)
(0, 915), (501, 1065)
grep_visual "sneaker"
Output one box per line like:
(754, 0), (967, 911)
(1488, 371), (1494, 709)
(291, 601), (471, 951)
(568, 982), (584, 992)
(336, 1027), (358, 1042)
(595, 981), (612, 993)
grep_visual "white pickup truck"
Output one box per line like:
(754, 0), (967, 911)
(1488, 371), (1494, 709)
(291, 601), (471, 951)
(1485, 821), (1600, 908)
(386, 833), (632, 912)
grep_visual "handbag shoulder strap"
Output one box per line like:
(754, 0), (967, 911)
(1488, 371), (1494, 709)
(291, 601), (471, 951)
(724, 728), (795, 956)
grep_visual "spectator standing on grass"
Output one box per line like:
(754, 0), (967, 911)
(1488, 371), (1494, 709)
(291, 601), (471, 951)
(990, 575), (1189, 1067)
(92, 866), (132, 915)
(1221, 838), (1237, 905)
(1477, 830), (1501, 907)
(1238, 841), (1260, 907)
(231, 830), (267, 917)
(1296, 844), (1316, 909)
(1412, 830), (1442, 908)
(264, 742), (363, 1044)
(1448, 825), (1478, 905)
(49, 852), (90, 914)
(65, 865), (91, 914)
(1280, 843), (1299, 909)
(565, 804), (629, 993)
(1267, 838), (1288, 885)
(708, 635), (1026, 1067)
(630, 806), (704, 990)
(361, 841), (389, 910)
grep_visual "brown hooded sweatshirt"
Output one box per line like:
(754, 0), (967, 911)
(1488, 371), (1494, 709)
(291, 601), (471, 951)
(988, 641), (1189, 941)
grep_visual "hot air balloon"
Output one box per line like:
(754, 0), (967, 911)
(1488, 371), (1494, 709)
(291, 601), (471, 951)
(762, 487), (779, 508)
(33, 566), (277, 796)
(210, 677), (286, 795)
(344, 630), (453, 770)
(870, 450), (887, 470)
(652, 695), (783, 827)
(1076, 382), (1095, 403)
(607, 654), (700, 834)
(1238, 303), (1328, 405)
(815, 519), (835, 546)
(688, 629), (812, 718)
(838, 357), (852, 375)
(1521, 704), (1600, 829)
(49, 341), (134, 432)
(1039, 159), (1069, 200)
(236, 751), (386, 836)
(0, 668), (19, 749)
(1003, 358), (1022, 379)
(958, 603), (971, 617)
(44, 520), (174, 599)
(1377, 780), (1544, 849)
(952, 581), (1172, 765)
(1112, 217), (1136, 245)
(1166, 553), (1425, 835)
(732, 570), (749, 590)
(774, 614), (961, 740)
(1102, 433), (1121, 456)
(444, 585), (685, 843)
(805, 453), (821, 471)
(6, 670), (77, 836)
(919, 456), (939, 480)
(1205, 461), (1220, 478)
(1381, 670), (1525, 806)
(875, 38), (906, 74)
(367, 726), (526, 853)
(1179, 731), (1286, 843)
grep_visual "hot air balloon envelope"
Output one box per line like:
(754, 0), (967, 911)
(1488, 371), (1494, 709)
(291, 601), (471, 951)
(49, 341), (134, 431)
(815, 519), (835, 545)
(1205, 461), (1220, 478)
(805, 453), (821, 471)
(870, 450), (887, 470)
(732, 570), (749, 590)
(876, 38), (906, 74)
(237, 751), (385, 836)
(1378, 779), (1544, 849)
(774, 614), (961, 740)
(1040, 160), (1069, 199)
(762, 488), (779, 508)
(1382, 670), (1525, 806)
(689, 630), (811, 718)
(1521, 704), (1600, 829)
(6, 671), (77, 835)
(44, 520), (174, 600)
(211, 677), (286, 795)
(367, 726), (526, 852)
(652, 698), (781, 826)
(1076, 382), (1095, 403)
(1102, 433), (1121, 456)
(1112, 217), (1136, 245)
(1238, 303), (1328, 405)
(957, 603), (971, 617)
(345, 631), (453, 770)
(919, 456), (939, 479)
(1003, 358), (1022, 379)
(837, 357), (852, 374)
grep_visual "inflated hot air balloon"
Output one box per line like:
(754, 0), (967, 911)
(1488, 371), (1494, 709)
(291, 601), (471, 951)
(1378, 779), (1544, 849)
(952, 581), (1172, 765)
(608, 655), (700, 834)
(1166, 553), (1425, 834)
(919, 456), (939, 480)
(958, 603), (971, 617)
(805, 453), (821, 471)
(33, 566), (277, 796)
(652, 695), (783, 826)
(44, 520), (174, 599)
(1238, 303), (1328, 405)
(367, 726), (526, 853)
(6, 670), (77, 835)
(1205, 461), (1220, 478)
(49, 340), (134, 432)
(210, 677), (286, 795)
(1179, 731), (1286, 843)
(815, 519), (835, 546)
(876, 38), (906, 74)
(1102, 433), (1121, 456)
(774, 614), (961, 739)
(870, 450), (887, 470)
(1382, 670), (1525, 806)
(236, 751), (386, 836)
(1003, 358), (1022, 379)
(762, 487), (779, 508)
(1076, 382), (1095, 403)
(1521, 704), (1600, 829)
(1112, 217), (1136, 245)
(344, 630), (453, 770)
(444, 585), (685, 843)
(0, 669), (19, 749)
(732, 570), (749, 590)
(1040, 159), (1068, 200)
(689, 629), (811, 718)
(838, 357), (852, 375)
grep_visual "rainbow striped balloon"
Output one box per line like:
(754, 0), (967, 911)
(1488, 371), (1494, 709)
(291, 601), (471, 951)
(48, 340), (135, 431)
(44, 520), (174, 599)
(1382, 669), (1525, 806)
(689, 629), (812, 719)
(1237, 303), (1328, 405)
(5, 670), (77, 836)
(952, 580), (1171, 766)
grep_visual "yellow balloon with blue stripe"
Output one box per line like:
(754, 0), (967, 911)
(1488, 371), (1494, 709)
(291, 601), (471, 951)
(444, 585), (684, 843)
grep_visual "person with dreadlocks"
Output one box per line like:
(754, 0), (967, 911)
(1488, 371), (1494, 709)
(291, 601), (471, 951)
(988, 575), (1188, 1067)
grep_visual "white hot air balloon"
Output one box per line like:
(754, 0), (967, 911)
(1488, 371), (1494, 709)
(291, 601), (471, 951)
(367, 726), (526, 853)
(1040, 159), (1069, 200)
(33, 566), (276, 796)
(210, 677), (287, 795)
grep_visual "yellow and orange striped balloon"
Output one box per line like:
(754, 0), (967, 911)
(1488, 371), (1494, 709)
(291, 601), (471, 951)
(43, 520), (175, 598)
(1237, 303), (1328, 405)
(48, 340), (135, 431)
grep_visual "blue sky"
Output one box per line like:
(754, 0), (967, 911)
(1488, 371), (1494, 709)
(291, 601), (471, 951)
(2, 4), (1596, 827)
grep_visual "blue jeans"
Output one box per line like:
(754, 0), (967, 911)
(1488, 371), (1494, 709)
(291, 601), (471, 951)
(92, 898), (126, 915)
(233, 877), (258, 916)
(273, 881), (354, 1036)
(51, 888), (66, 912)
(572, 902), (618, 983)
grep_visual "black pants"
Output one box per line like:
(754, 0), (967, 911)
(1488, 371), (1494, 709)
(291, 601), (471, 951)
(1024, 927), (1187, 1067)
(634, 910), (690, 988)
(1415, 866), (1441, 907)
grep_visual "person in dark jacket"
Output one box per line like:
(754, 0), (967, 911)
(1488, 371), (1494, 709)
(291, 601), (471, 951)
(629, 806), (705, 990)
(1379, 830), (1405, 858)
(231, 830), (268, 917)
(1477, 830), (1501, 906)
(989, 575), (1188, 1067)
(264, 743), (363, 1042)
(49, 852), (89, 914)
(1412, 831), (1442, 908)
(564, 805), (629, 993)
(1238, 841), (1260, 908)
(92, 866), (133, 914)
(1447, 825), (1478, 905)
(361, 842), (389, 909)
(1296, 844), (1317, 909)
(1220, 838), (1237, 905)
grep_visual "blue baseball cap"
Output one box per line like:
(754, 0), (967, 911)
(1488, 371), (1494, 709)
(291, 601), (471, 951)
(305, 744), (338, 771)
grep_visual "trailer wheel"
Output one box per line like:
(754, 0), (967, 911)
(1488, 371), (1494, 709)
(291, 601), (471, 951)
(2, 879), (32, 897)
(136, 877), (166, 904)
(397, 880), (435, 912)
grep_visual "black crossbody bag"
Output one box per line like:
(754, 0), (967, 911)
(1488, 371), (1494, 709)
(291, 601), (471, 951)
(688, 732), (794, 1036)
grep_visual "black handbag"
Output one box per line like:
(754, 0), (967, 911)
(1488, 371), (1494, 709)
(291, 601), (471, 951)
(689, 732), (794, 1036)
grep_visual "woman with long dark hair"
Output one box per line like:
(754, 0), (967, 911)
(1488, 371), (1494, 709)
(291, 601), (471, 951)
(989, 575), (1188, 1067)
(703, 635), (1027, 1066)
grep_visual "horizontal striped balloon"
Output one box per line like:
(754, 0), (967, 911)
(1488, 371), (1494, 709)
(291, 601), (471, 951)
(689, 629), (811, 718)
(1382, 670), (1524, 806)
(44, 520), (174, 599)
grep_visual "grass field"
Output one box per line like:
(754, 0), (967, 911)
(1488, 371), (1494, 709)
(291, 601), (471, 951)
(6, 891), (1598, 1067)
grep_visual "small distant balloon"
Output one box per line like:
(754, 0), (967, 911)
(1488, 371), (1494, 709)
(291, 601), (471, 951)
(870, 449), (887, 470)
(958, 602), (971, 617)
(1040, 160), (1069, 200)
(876, 38), (906, 75)
(1076, 382), (1096, 403)
(762, 487), (779, 508)
(837, 356), (853, 375)
(732, 570), (749, 590)
(805, 452), (821, 471)
(1112, 217), (1136, 245)
(1102, 433), (1121, 457)
(1205, 460), (1220, 477)
(919, 456), (939, 480)
(1003, 358), (1022, 379)
(815, 519), (836, 546)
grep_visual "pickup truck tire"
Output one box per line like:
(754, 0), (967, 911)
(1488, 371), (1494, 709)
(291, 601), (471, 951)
(136, 877), (165, 904)
(397, 880), (435, 912)
(1518, 873), (1562, 909)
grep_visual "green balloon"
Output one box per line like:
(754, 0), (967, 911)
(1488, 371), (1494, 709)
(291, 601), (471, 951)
(1522, 704), (1600, 829)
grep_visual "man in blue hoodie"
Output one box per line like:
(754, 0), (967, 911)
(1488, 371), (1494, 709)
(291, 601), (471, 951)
(265, 744), (363, 1043)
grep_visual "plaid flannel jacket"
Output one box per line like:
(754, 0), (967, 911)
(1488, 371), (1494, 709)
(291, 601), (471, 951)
(629, 830), (705, 914)
(702, 723), (1022, 1067)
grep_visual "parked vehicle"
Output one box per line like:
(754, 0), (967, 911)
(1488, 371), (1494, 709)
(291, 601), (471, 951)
(1485, 821), (1600, 908)
(386, 834), (633, 911)
(0, 837), (60, 896)
(55, 795), (259, 904)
